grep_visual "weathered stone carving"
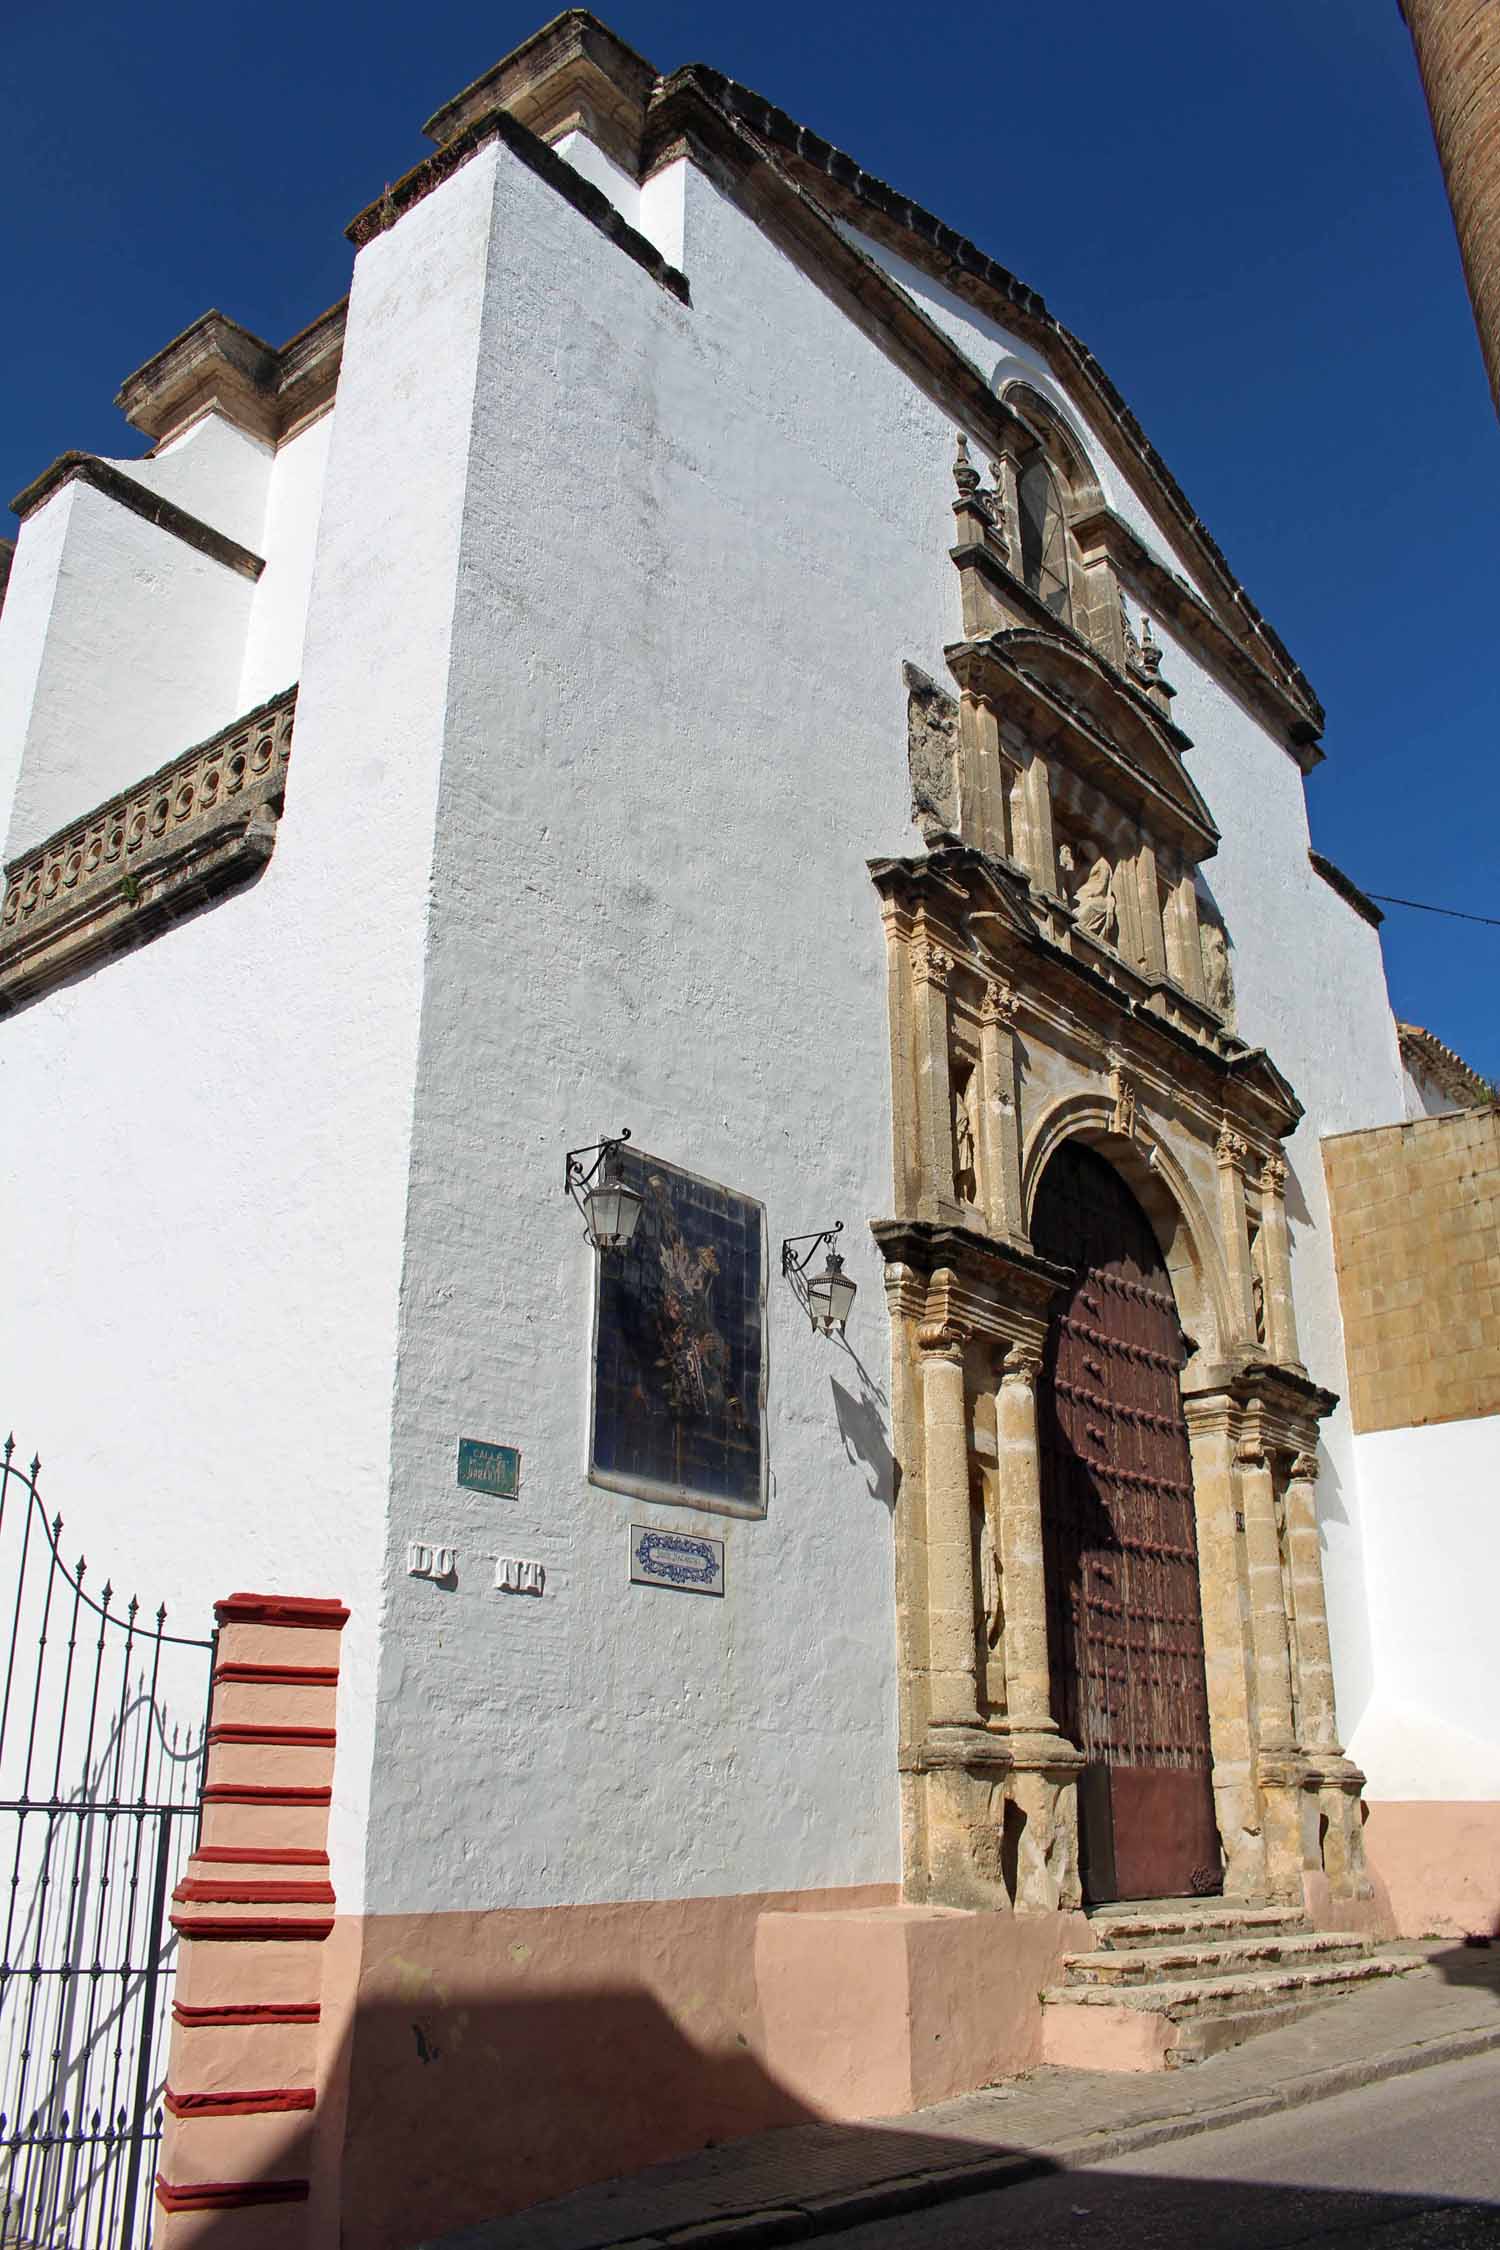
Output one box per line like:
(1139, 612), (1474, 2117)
(1109, 1061), (1139, 1140)
(902, 663), (961, 844)
(0, 686), (295, 1017)
(1201, 917), (1236, 1024)
(1073, 852), (1117, 944)
(952, 1066), (980, 1205)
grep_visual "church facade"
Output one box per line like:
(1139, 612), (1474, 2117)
(1, 14), (1495, 2246)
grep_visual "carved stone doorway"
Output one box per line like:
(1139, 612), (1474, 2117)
(1034, 1143), (1221, 1903)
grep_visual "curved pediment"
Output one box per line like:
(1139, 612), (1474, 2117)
(948, 628), (1219, 859)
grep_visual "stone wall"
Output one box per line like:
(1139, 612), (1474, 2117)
(1324, 1106), (1500, 1432)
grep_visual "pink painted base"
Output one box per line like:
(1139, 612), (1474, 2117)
(1363, 1800), (1500, 1939)
(1040, 1998), (1176, 2072)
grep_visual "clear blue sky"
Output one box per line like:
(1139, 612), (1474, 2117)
(6, 1), (1496, 1077)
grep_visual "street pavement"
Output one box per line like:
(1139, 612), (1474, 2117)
(826, 2050), (1500, 2249)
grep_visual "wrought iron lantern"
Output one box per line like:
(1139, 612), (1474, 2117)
(565, 1129), (643, 1252)
(781, 1222), (858, 1337)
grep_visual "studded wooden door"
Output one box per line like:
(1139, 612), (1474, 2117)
(1033, 1143), (1220, 1903)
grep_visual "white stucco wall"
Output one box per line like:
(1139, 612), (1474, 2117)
(0, 147), (503, 1911)
(363, 134), (989, 1918)
(239, 412), (334, 707)
(2, 477), (256, 857)
(1349, 1415), (1500, 1797)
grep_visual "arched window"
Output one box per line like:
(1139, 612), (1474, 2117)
(1016, 455), (1072, 624)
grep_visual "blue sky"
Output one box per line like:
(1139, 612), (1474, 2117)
(6, 0), (1496, 1077)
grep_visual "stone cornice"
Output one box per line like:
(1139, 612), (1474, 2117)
(1308, 849), (1383, 928)
(345, 102), (690, 310)
(9, 453), (265, 579)
(114, 304), (346, 452)
(1396, 1019), (1493, 1108)
(0, 688), (295, 1017)
(423, 8), (658, 169)
(869, 1216), (1070, 1325)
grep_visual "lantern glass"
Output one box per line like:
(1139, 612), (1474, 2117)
(807, 1253), (857, 1334)
(586, 1177), (643, 1251)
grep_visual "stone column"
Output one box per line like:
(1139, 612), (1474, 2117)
(1215, 1130), (1257, 1344)
(1182, 1396), (1264, 1899)
(1257, 1155), (1302, 1367)
(912, 936), (957, 1218)
(918, 1316), (979, 1728)
(1167, 866), (1206, 1000)
(978, 979), (1025, 1243)
(958, 691), (1007, 858)
(994, 1346), (1057, 1736)
(1284, 1451), (1340, 1755)
(1238, 1437), (1304, 1903)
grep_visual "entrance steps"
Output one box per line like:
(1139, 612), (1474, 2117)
(1040, 1901), (1422, 2072)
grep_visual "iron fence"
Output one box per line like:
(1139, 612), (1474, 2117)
(0, 1438), (214, 2248)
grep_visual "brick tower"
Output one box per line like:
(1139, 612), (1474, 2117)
(1401, 0), (1500, 415)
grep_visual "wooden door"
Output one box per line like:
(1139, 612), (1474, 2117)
(1033, 1142), (1220, 1902)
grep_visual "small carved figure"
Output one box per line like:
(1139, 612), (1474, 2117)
(1074, 854), (1117, 945)
(953, 1070), (979, 1204)
(1252, 1268), (1267, 1345)
(1201, 919), (1236, 1022)
(979, 1499), (1003, 1648)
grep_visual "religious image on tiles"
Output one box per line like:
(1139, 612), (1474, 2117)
(589, 1146), (766, 1516)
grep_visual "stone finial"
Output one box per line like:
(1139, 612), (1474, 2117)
(953, 433), (981, 501)
(1139, 618), (1164, 679)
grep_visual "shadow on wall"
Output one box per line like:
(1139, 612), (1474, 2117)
(828, 1335), (899, 1508)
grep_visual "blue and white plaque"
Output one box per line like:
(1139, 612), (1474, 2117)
(630, 1524), (725, 1597)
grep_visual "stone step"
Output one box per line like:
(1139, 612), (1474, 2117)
(1039, 1951), (1424, 2073)
(1088, 1904), (1309, 1952)
(1044, 1951), (1420, 2023)
(1062, 1929), (1372, 1986)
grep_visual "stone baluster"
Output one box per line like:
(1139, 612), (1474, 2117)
(918, 1314), (979, 1728)
(1284, 1451), (1340, 1754)
(995, 1346), (1058, 1737)
(1258, 1155), (1302, 1368)
(978, 980), (1025, 1243)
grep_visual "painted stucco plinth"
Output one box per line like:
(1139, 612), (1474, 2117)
(335, 1887), (898, 2250)
(1363, 1801), (1500, 1938)
(756, 1903), (1091, 2116)
(1040, 1998), (1177, 2073)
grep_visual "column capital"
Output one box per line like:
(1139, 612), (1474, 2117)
(1235, 1436), (1268, 1470)
(917, 1318), (970, 1361)
(914, 939), (955, 990)
(1216, 1127), (1249, 1170)
(1289, 1450), (1319, 1484)
(1001, 1343), (1043, 1386)
(1260, 1153), (1288, 1195)
(981, 977), (1021, 1025)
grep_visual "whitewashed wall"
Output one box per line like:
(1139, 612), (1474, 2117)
(1349, 1415), (1500, 1797)
(0, 148), (505, 1911)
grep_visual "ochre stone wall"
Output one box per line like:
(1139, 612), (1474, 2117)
(1324, 1106), (1500, 1432)
(1402, 0), (1500, 415)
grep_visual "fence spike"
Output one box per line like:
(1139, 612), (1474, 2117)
(2, 1433), (12, 1459)
(126, 1595), (139, 1622)
(30, 1455), (41, 1481)
(50, 1513), (62, 1542)
(156, 1603), (167, 1629)
(101, 1579), (113, 1610)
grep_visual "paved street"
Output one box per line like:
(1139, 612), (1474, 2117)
(830, 2053), (1500, 2250)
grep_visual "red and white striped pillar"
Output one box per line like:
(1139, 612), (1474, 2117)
(154, 1592), (348, 2245)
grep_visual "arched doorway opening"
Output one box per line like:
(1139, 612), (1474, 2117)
(1033, 1140), (1221, 1903)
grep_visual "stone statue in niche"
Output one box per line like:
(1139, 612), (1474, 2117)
(1201, 918), (1236, 1024)
(902, 662), (960, 845)
(1073, 854), (1117, 945)
(979, 1493), (1003, 1650)
(952, 1066), (980, 1204)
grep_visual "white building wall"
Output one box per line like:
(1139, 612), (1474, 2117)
(364, 137), (987, 1917)
(1349, 1415), (1500, 1798)
(2, 477), (256, 857)
(0, 145), (504, 1911)
(239, 412), (334, 707)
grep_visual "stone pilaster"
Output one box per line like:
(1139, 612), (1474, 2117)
(1166, 865), (1206, 1001)
(912, 936), (958, 1219)
(1131, 841), (1168, 981)
(978, 980), (1025, 1243)
(1258, 1156), (1301, 1367)
(1018, 752), (1058, 895)
(1238, 1439), (1303, 1902)
(1182, 1396), (1265, 1899)
(917, 1314), (979, 1728)
(994, 1347), (1057, 1736)
(1215, 1130), (1257, 1343)
(1283, 1451), (1338, 1755)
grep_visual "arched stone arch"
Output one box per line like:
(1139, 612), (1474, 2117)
(1020, 1094), (1234, 1371)
(998, 377), (1106, 514)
